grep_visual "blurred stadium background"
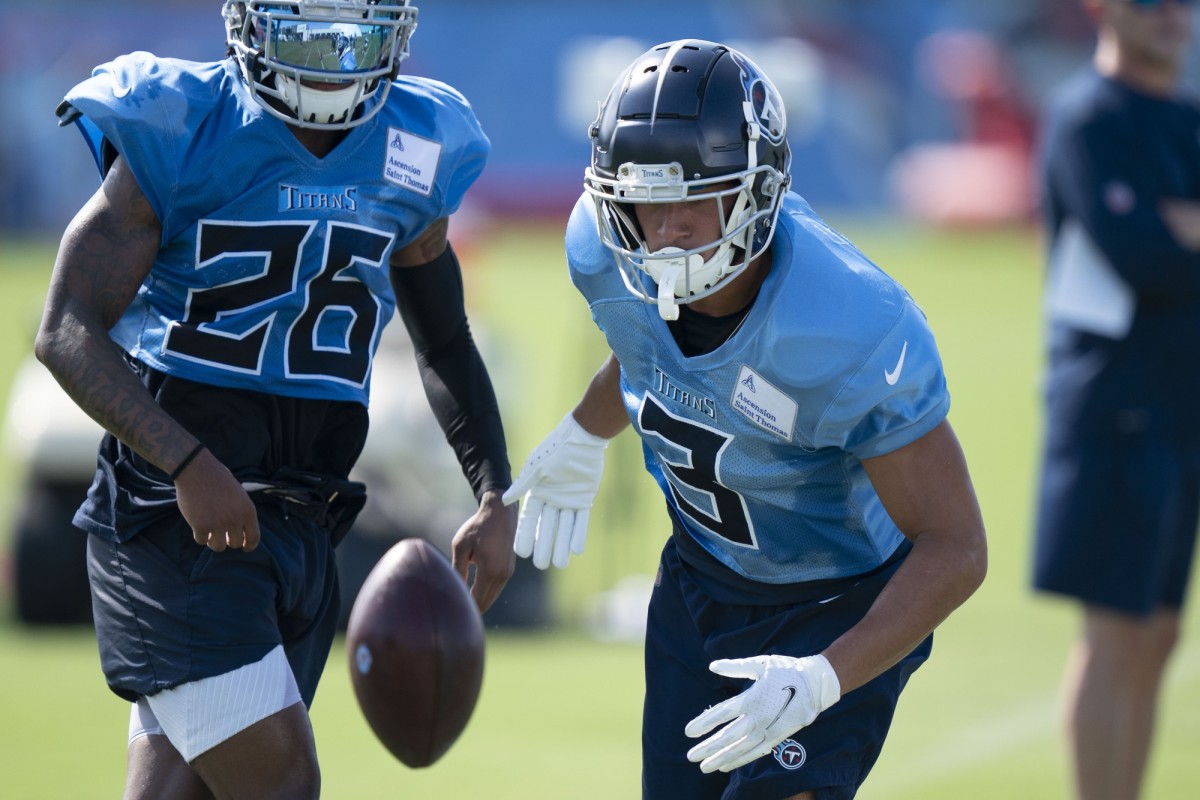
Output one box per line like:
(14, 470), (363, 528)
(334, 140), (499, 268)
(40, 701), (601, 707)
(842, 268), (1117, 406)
(0, 1), (1198, 798)
(4, 0), (1109, 229)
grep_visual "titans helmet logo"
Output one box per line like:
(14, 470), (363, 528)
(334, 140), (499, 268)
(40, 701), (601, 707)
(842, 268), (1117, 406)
(733, 52), (787, 145)
(751, 79), (786, 142)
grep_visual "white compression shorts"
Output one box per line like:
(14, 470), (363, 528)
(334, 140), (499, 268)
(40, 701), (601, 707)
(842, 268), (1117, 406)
(127, 644), (303, 762)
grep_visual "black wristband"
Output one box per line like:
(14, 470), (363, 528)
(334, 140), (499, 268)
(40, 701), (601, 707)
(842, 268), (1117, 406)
(169, 443), (206, 481)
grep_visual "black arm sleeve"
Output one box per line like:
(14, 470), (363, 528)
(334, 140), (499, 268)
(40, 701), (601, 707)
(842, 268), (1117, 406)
(390, 244), (511, 500)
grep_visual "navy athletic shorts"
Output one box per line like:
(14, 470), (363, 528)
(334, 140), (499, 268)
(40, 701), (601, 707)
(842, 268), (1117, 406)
(642, 536), (931, 800)
(1034, 426), (1200, 614)
(87, 488), (346, 707)
(77, 363), (369, 706)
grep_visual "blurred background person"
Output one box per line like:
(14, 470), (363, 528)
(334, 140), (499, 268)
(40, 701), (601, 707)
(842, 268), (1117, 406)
(1032, 1), (1200, 798)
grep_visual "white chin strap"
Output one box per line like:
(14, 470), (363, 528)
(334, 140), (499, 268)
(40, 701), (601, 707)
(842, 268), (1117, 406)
(646, 245), (744, 321)
(656, 261), (686, 321)
(648, 248), (701, 321)
(276, 74), (360, 125)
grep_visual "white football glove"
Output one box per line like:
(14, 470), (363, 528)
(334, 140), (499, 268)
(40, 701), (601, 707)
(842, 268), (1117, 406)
(684, 654), (841, 774)
(501, 413), (609, 570)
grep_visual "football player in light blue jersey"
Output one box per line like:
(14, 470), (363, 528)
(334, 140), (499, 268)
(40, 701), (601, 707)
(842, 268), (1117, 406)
(35, 2), (516, 797)
(504, 40), (987, 799)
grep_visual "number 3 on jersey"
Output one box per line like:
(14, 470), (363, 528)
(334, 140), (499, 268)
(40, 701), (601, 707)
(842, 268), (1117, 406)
(164, 220), (393, 388)
(639, 395), (757, 548)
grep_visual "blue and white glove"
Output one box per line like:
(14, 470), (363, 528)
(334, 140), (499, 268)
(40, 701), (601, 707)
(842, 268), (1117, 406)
(685, 654), (841, 774)
(502, 414), (609, 570)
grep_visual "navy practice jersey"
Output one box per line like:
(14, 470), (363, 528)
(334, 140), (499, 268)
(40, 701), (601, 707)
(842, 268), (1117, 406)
(1040, 68), (1200, 443)
(60, 52), (488, 407)
(566, 193), (950, 584)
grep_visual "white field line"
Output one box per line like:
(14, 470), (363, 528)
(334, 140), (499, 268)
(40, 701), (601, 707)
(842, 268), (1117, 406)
(866, 639), (1200, 796)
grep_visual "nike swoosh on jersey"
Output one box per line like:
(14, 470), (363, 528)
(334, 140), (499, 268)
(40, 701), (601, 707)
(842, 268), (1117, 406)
(766, 686), (798, 729)
(884, 341), (908, 386)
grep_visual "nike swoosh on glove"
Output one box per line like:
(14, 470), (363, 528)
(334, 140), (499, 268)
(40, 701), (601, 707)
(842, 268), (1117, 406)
(501, 413), (609, 569)
(684, 654), (841, 774)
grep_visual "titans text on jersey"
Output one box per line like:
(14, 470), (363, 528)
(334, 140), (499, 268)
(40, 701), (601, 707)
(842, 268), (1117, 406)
(567, 192), (949, 585)
(58, 52), (489, 407)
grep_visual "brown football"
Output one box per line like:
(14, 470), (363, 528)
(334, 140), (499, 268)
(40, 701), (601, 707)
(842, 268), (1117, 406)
(345, 537), (485, 768)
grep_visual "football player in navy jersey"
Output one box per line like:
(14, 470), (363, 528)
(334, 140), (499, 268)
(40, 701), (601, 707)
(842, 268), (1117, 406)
(35, 2), (515, 797)
(1033, 2), (1200, 798)
(503, 40), (987, 800)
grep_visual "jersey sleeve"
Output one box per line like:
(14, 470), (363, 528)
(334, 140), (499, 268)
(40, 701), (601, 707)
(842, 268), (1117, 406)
(59, 52), (216, 226)
(813, 298), (949, 459)
(438, 105), (488, 216)
(566, 194), (644, 308)
(398, 78), (490, 217)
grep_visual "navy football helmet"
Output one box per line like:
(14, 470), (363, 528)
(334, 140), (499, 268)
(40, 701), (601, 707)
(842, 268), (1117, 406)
(224, 0), (418, 130)
(585, 39), (791, 319)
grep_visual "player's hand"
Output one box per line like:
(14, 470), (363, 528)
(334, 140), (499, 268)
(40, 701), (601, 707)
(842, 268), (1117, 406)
(684, 654), (841, 774)
(173, 448), (262, 552)
(451, 490), (517, 613)
(501, 413), (609, 569)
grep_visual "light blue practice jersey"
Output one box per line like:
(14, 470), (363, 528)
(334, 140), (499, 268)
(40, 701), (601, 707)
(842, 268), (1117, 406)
(566, 193), (950, 584)
(62, 53), (489, 406)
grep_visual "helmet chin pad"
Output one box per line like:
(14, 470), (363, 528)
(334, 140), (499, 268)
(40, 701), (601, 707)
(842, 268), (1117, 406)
(645, 245), (738, 300)
(276, 73), (362, 125)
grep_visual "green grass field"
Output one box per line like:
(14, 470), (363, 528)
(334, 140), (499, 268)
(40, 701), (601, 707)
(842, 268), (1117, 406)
(0, 222), (1197, 799)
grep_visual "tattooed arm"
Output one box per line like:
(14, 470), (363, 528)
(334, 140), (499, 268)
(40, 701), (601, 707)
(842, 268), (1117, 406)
(35, 154), (260, 551)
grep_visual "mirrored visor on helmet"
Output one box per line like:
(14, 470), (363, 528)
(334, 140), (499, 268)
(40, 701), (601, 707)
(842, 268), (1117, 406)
(256, 16), (390, 79)
(248, 0), (398, 80)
